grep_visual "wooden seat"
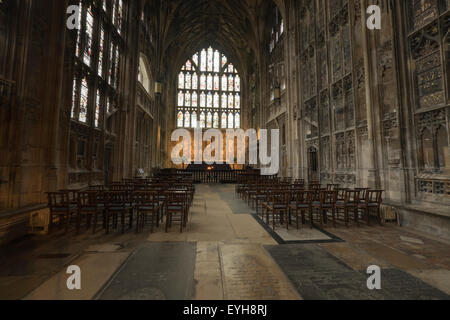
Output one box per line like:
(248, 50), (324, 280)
(133, 191), (162, 233)
(311, 190), (337, 226)
(335, 190), (361, 227)
(165, 191), (187, 233)
(77, 191), (104, 234)
(104, 191), (132, 234)
(327, 184), (340, 191)
(262, 189), (290, 230)
(289, 190), (314, 229)
(47, 192), (78, 233)
(358, 190), (384, 225)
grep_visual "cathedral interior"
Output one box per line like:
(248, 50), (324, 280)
(0, 0), (449, 301)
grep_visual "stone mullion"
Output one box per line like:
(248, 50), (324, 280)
(313, 0), (322, 183)
(348, 0), (361, 182)
(360, 0), (380, 188)
(324, 1), (335, 182)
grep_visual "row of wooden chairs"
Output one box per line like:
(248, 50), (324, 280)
(47, 180), (194, 235)
(236, 178), (383, 230)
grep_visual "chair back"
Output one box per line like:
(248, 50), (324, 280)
(355, 187), (369, 200)
(344, 190), (360, 205)
(271, 190), (290, 208)
(78, 191), (98, 208)
(88, 185), (105, 191)
(366, 190), (383, 205)
(327, 184), (340, 191)
(133, 191), (158, 209)
(104, 191), (128, 208)
(336, 188), (349, 201)
(47, 192), (70, 209)
(319, 190), (337, 205)
(293, 190), (310, 204)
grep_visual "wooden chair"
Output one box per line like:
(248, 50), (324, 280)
(104, 191), (132, 234)
(165, 191), (187, 233)
(263, 189), (290, 230)
(335, 190), (360, 227)
(77, 191), (104, 234)
(289, 190), (314, 229)
(327, 184), (340, 191)
(47, 192), (78, 233)
(358, 190), (384, 225)
(133, 191), (161, 233)
(312, 190), (337, 227)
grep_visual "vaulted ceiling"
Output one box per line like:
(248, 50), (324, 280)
(144, 0), (285, 82)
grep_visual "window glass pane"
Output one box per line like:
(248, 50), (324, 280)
(207, 112), (213, 128)
(213, 112), (219, 128)
(184, 111), (190, 127)
(200, 92), (206, 108)
(207, 47), (213, 71)
(71, 78), (77, 119)
(192, 92), (198, 107)
(207, 92), (213, 108)
(185, 73), (191, 89)
(192, 53), (199, 66)
(228, 93), (234, 109)
(200, 49), (206, 71)
(178, 91), (184, 106)
(177, 111), (184, 128)
(214, 50), (220, 72)
(79, 78), (89, 123)
(228, 75), (234, 91)
(214, 93), (220, 108)
(95, 90), (101, 128)
(214, 75), (220, 91)
(191, 111), (197, 128)
(235, 113), (240, 128)
(178, 73), (185, 89)
(222, 75), (228, 91)
(98, 27), (105, 77)
(192, 74), (198, 90)
(228, 113), (234, 129)
(200, 112), (206, 128)
(235, 93), (240, 109)
(84, 6), (94, 66)
(221, 93), (227, 109)
(207, 74), (213, 91)
(185, 92), (191, 107)
(200, 74), (206, 90)
(221, 113), (227, 128)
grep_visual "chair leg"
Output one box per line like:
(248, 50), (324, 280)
(76, 210), (81, 234)
(354, 208), (360, 227)
(121, 211), (125, 234)
(93, 213), (98, 234)
(332, 208), (336, 227)
(366, 207), (370, 226)
(344, 208), (349, 227)
(65, 213), (70, 234)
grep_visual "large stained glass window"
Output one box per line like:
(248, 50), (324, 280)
(176, 46), (241, 128)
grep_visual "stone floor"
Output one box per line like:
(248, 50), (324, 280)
(0, 184), (449, 300)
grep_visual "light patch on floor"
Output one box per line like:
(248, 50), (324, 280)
(148, 184), (276, 245)
(274, 227), (332, 242)
(407, 269), (450, 295)
(400, 236), (424, 245)
(220, 243), (301, 300)
(24, 252), (130, 300)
